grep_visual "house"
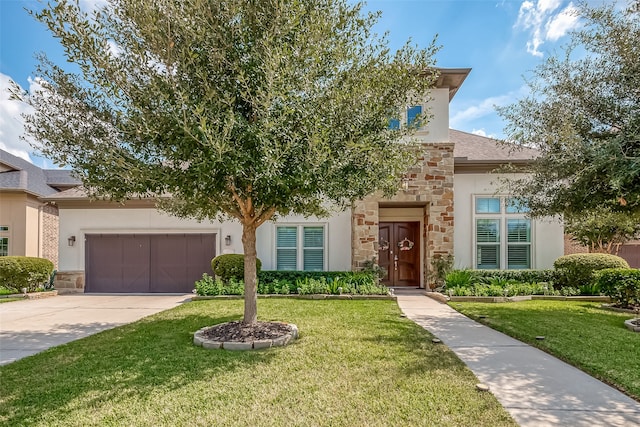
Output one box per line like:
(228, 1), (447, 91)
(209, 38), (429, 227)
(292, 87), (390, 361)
(40, 68), (567, 293)
(0, 150), (80, 266)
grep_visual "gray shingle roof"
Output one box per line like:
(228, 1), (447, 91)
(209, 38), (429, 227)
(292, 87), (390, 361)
(451, 129), (538, 163)
(0, 149), (80, 197)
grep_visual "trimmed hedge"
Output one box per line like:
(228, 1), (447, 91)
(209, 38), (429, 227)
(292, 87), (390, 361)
(195, 270), (386, 296)
(258, 270), (375, 284)
(553, 253), (629, 288)
(472, 269), (556, 284)
(0, 257), (55, 293)
(211, 254), (262, 283)
(594, 268), (640, 308)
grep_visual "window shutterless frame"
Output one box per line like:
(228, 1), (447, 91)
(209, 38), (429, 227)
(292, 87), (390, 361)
(275, 224), (328, 271)
(473, 196), (533, 270)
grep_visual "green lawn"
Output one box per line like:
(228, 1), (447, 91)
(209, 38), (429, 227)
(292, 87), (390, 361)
(0, 297), (23, 304)
(450, 300), (640, 401)
(0, 299), (515, 427)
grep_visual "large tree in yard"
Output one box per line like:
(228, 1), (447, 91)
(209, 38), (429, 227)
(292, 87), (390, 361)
(498, 1), (640, 218)
(19, 0), (438, 324)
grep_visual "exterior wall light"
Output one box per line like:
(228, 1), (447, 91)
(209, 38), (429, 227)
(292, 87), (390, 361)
(68, 235), (76, 246)
(225, 235), (232, 246)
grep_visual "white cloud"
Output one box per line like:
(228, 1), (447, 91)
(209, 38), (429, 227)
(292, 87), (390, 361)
(514, 1), (580, 57)
(0, 73), (36, 163)
(450, 93), (514, 127)
(545, 4), (579, 41)
(471, 128), (497, 139)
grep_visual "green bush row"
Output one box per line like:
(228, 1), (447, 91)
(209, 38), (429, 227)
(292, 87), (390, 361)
(0, 257), (55, 293)
(553, 253), (629, 288)
(195, 271), (387, 296)
(594, 268), (640, 308)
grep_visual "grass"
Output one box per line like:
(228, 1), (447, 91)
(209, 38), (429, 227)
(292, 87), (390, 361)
(449, 300), (640, 401)
(0, 297), (23, 304)
(0, 299), (515, 427)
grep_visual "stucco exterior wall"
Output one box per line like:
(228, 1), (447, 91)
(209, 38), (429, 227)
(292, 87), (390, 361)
(453, 173), (564, 269)
(58, 207), (352, 272)
(0, 193), (28, 256)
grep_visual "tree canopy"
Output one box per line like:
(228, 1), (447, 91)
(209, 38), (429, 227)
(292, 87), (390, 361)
(18, 0), (439, 323)
(498, 1), (640, 218)
(565, 207), (640, 254)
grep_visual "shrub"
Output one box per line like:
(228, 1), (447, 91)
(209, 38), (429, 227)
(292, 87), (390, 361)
(594, 268), (640, 308)
(445, 270), (476, 287)
(0, 257), (55, 293)
(194, 274), (244, 296)
(211, 254), (262, 283)
(258, 270), (375, 285)
(553, 253), (629, 288)
(472, 269), (556, 284)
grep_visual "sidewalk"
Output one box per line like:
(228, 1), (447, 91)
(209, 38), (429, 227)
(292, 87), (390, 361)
(396, 294), (640, 427)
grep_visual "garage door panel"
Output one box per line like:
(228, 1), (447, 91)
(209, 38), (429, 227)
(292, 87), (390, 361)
(86, 233), (215, 293)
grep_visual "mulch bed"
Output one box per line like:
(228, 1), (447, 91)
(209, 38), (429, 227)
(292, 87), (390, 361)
(201, 321), (293, 342)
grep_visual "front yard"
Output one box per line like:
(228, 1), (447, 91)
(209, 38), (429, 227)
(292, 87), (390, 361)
(449, 300), (640, 401)
(0, 299), (515, 427)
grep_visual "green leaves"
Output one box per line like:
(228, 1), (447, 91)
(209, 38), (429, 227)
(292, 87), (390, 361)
(498, 2), (640, 217)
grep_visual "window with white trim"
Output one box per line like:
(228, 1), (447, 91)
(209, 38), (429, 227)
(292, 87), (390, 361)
(0, 226), (8, 256)
(474, 197), (532, 269)
(276, 225), (326, 271)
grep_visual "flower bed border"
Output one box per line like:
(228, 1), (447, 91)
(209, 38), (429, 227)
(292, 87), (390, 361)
(192, 294), (395, 301)
(193, 322), (299, 351)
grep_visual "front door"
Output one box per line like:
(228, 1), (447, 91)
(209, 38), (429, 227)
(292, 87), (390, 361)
(378, 222), (420, 287)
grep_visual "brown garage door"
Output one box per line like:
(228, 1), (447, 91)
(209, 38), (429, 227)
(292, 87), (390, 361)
(618, 243), (640, 268)
(85, 233), (216, 293)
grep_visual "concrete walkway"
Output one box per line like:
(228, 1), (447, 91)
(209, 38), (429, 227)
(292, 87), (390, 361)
(0, 294), (191, 365)
(396, 294), (640, 427)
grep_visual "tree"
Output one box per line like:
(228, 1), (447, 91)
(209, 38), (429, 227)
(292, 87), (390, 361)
(18, 0), (438, 324)
(565, 207), (640, 254)
(498, 1), (640, 218)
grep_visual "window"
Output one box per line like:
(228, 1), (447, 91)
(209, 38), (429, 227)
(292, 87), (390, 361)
(407, 105), (422, 128)
(474, 197), (532, 270)
(388, 118), (400, 130)
(276, 225), (326, 271)
(0, 226), (8, 257)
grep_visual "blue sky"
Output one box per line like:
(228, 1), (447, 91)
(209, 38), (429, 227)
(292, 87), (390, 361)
(0, 0), (583, 167)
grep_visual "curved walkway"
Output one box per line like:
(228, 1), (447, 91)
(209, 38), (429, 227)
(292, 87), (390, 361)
(0, 294), (191, 365)
(396, 293), (640, 427)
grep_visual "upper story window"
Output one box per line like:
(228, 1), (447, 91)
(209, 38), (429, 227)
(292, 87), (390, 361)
(474, 197), (531, 270)
(276, 225), (326, 271)
(387, 105), (424, 130)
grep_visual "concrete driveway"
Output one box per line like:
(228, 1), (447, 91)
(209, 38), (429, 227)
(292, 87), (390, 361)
(0, 294), (191, 365)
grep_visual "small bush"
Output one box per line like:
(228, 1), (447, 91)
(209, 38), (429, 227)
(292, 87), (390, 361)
(472, 269), (556, 284)
(554, 253), (629, 288)
(0, 257), (55, 293)
(211, 254), (262, 283)
(258, 270), (375, 285)
(594, 268), (640, 308)
(445, 270), (476, 287)
(447, 282), (553, 297)
(195, 274), (244, 296)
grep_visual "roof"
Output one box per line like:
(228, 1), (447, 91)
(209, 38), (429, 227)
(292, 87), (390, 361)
(433, 68), (472, 101)
(451, 129), (538, 165)
(0, 149), (81, 197)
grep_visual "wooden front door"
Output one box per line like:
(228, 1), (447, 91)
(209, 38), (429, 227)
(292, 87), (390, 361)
(378, 222), (420, 287)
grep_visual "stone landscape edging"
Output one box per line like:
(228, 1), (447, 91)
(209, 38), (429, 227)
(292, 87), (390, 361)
(2, 290), (58, 300)
(192, 294), (396, 301)
(444, 294), (611, 303)
(193, 323), (299, 351)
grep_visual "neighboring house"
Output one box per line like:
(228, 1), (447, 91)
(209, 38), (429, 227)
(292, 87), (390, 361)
(42, 67), (566, 293)
(0, 150), (80, 267)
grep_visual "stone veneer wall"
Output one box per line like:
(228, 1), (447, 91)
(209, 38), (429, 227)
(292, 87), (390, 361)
(54, 271), (85, 293)
(351, 143), (454, 286)
(41, 203), (59, 268)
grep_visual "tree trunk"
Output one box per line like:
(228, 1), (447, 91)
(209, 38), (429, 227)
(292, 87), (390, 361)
(242, 223), (258, 325)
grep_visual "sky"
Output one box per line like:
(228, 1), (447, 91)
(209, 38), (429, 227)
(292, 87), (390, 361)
(0, 0), (585, 168)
